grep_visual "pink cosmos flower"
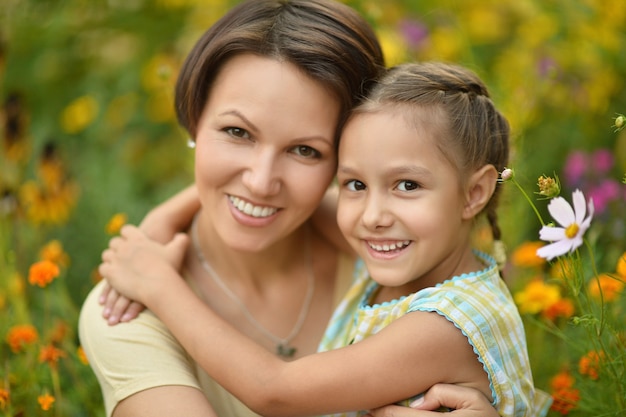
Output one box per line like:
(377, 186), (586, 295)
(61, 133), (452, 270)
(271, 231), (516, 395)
(537, 189), (594, 260)
(563, 151), (587, 186)
(590, 149), (613, 174)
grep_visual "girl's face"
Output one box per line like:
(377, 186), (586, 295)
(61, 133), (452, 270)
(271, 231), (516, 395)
(195, 53), (340, 252)
(337, 109), (473, 295)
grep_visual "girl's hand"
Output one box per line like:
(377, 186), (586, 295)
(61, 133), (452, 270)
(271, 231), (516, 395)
(99, 225), (189, 305)
(366, 384), (498, 417)
(99, 282), (146, 325)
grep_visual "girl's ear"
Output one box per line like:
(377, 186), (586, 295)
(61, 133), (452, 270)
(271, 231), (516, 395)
(462, 164), (498, 220)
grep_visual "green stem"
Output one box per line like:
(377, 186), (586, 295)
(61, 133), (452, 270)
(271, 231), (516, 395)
(511, 178), (546, 225)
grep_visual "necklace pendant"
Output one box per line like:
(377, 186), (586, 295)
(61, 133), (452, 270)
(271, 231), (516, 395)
(277, 344), (296, 358)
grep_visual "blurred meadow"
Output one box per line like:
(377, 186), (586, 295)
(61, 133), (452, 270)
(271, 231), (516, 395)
(1, 0), (625, 415)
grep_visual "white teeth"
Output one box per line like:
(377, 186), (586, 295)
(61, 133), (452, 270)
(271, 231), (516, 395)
(368, 240), (411, 252)
(229, 196), (278, 218)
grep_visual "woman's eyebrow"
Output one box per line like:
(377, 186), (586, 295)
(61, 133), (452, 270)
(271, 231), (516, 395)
(218, 109), (259, 133)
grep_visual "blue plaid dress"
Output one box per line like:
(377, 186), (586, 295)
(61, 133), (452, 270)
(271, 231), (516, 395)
(319, 251), (552, 417)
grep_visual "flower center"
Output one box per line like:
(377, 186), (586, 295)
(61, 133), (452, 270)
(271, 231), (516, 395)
(565, 223), (579, 238)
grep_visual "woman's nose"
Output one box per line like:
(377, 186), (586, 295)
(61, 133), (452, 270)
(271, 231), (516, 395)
(241, 150), (280, 197)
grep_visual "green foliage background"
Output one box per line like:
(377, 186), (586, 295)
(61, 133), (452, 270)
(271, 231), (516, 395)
(1, 0), (625, 415)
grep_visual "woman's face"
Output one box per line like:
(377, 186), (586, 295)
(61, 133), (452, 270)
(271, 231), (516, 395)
(194, 53), (340, 252)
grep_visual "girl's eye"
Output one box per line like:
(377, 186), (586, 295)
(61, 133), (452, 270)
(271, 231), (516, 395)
(224, 127), (250, 139)
(345, 180), (366, 191)
(397, 180), (419, 191)
(292, 145), (321, 159)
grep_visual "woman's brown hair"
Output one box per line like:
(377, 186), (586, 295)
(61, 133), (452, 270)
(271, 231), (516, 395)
(175, 0), (385, 140)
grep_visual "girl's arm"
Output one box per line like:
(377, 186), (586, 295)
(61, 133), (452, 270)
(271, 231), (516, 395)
(100, 184), (201, 324)
(139, 184), (200, 243)
(101, 227), (487, 417)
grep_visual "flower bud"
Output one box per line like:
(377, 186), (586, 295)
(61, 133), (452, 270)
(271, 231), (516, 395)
(500, 168), (514, 182)
(614, 114), (625, 132)
(537, 175), (561, 198)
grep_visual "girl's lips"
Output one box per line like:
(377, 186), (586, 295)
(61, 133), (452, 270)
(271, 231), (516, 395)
(362, 239), (413, 260)
(366, 240), (412, 252)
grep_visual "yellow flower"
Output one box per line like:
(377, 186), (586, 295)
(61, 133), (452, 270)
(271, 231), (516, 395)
(6, 324), (39, 352)
(77, 345), (89, 365)
(465, 6), (507, 44)
(549, 258), (576, 281)
(37, 393), (55, 411)
(514, 279), (561, 315)
(28, 260), (60, 288)
(19, 180), (79, 225)
(376, 28), (407, 67)
(428, 26), (463, 61)
(588, 273), (624, 302)
(106, 212), (128, 235)
(39, 240), (69, 268)
(616, 252), (626, 278)
(511, 241), (546, 268)
(60, 95), (99, 134)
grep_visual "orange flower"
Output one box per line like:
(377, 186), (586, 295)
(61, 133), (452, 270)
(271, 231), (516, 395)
(511, 241), (546, 268)
(514, 278), (561, 314)
(6, 324), (38, 352)
(617, 252), (626, 278)
(49, 321), (70, 344)
(579, 350), (604, 380)
(37, 393), (55, 411)
(0, 388), (9, 410)
(106, 212), (127, 235)
(28, 260), (60, 287)
(551, 387), (580, 415)
(587, 273), (624, 302)
(550, 370), (576, 391)
(39, 240), (69, 268)
(77, 345), (89, 365)
(542, 298), (575, 321)
(39, 344), (66, 368)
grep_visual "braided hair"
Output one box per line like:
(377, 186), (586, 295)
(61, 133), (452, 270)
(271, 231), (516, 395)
(354, 62), (510, 249)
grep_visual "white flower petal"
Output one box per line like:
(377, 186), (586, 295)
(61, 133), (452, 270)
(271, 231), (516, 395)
(537, 239), (574, 260)
(572, 189), (586, 224)
(547, 196), (575, 228)
(538, 226), (566, 242)
(568, 235), (584, 252)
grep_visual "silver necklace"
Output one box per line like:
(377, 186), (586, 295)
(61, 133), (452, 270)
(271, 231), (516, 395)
(191, 215), (315, 358)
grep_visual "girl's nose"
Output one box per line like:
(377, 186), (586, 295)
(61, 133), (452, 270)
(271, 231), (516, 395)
(361, 194), (393, 230)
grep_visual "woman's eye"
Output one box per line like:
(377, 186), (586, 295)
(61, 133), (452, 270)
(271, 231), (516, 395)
(345, 180), (366, 191)
(225, 127), (250, 139)
(292, 145), (321, 159)
(397, 180), (419, 191)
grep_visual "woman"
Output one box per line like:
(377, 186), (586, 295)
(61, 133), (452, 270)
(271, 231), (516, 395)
(79, 1), (499, 416)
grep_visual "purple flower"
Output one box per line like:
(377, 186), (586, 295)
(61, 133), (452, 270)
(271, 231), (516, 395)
(588, 179), (622, 214)
(563, 151), (588, 186)
(590, 149), (614, 174)
(399, 19), (428, 49)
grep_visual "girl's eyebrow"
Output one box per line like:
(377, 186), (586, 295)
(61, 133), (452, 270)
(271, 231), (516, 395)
(337, 165), (433, 178)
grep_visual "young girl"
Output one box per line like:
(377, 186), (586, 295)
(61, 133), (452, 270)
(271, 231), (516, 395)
(100, 62), (551, 416)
